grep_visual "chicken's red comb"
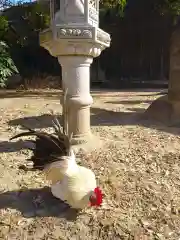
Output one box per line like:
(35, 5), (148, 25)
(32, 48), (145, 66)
(94, 187), (103, 206)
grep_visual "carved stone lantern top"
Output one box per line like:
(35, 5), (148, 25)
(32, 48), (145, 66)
(51, 0), (99, 27)
(39, 0), (111, 58)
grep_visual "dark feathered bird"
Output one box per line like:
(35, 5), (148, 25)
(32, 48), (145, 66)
(10, 89), (71, 170)
(10, 117), (72, 170)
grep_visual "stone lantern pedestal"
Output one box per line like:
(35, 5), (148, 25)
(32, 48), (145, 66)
(39, 0), (111, 144)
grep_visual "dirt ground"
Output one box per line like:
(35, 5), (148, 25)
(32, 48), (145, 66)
(0, 89), (180, 240)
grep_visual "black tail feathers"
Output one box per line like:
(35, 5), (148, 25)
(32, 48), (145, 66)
(10, 123), (71, 170)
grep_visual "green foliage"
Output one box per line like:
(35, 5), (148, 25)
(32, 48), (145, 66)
(2, 2), (50, 46)
(0, 41), (18, 88)
(21, 2), (50, 31)
(0, 16), (9, 40)
(100, 0), (126, 8)
(100, 0), (127, 17)
(129, 0), (180, 17)
(100, 0), (180, 18)
(153, 0), (180, 16)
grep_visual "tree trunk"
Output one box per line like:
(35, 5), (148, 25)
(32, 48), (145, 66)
(144, 27), (180, 125)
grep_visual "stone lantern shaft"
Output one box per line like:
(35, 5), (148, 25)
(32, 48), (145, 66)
(59, 56), (93, 141)
(40, 0), (111, 143)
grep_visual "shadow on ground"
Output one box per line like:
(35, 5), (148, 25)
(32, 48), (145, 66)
(0, 89), (167, 99)
(7, 107), (180, 137)
(0, 187), (78, 220)
(8, 114), (62, 130)
(126, 107), (146, 113)
(91, 107), (180, 135)
(137, 90), (168, 97)
(0, 90), (61, 99)
(105, 100), (153, 105)
(0, 139), (34, 153)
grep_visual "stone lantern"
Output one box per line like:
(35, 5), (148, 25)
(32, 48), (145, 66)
(39, 0), (111, 144)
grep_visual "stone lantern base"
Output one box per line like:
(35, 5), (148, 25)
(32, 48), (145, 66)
(72, 134), (104, 154)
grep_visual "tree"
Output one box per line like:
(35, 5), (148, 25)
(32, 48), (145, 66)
(100, 0), (127, 12)
(100, 0), (180, 18)
(99, 0), (127, 17)
(1, 1), (50, 46)
(0, 1), (50, 87)
(131, 1), (180, 124)
(0, 41), (18, 87)
(0, 16), (9, 40)
(0, 15), (18, 88)
(0, 0), (14, 10)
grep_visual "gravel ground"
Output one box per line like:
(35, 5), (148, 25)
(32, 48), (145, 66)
(0, 89), (180, 240)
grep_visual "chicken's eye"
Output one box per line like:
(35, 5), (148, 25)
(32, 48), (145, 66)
(89, 193), (97, 205)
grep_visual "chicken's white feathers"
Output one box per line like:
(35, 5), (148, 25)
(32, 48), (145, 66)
(44, 148), (77, 184)
(44, 148), (97, 209)
(51, 165), (97, 209)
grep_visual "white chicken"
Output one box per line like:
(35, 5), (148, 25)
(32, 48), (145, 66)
(10, 118), (103, 210)
(44, 149), (102, 209)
